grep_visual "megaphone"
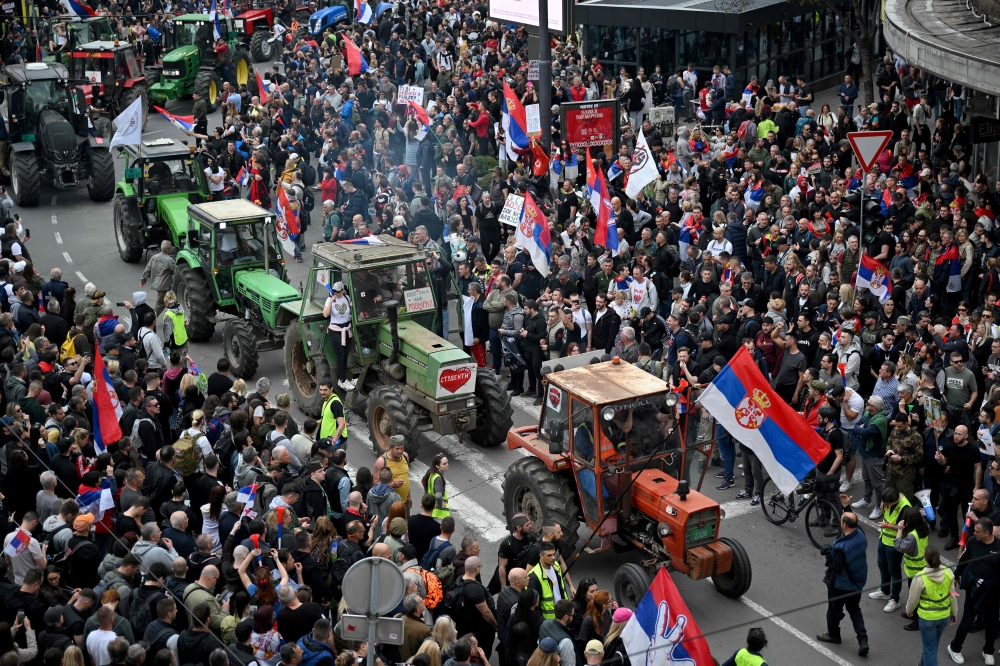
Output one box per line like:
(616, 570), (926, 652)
(915, 488), (936, 522)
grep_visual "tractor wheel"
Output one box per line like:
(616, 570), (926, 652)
(143, 66), (161, 88)
(291, 26), (308, 45)
(193, 70), (222, 113)
(285, 320), (329, 418)
(502, 456), (581, 557)
(93, 116), (112, 142)
(614, 563), (652, 610)
(712, 537), (752, 599)
(113, 194), (143, 263)
(233, 50), (253, 91)
(10, 151), (40, 207)
(224, 318), (259, 379)
(294, 9), (311, 22)
(88, 148), (115, 202)
(468, 372), (512, 447)
(120, 84), (149, 129)
(174, 264), (217, 341)
(366, 386), (420, 461)
(250, 30), (274, 62)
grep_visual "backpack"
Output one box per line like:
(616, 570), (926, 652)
(418, 568), (443, 609)
(59, 335), (77, 364)
(42, 523), (72, 554)
(442, 577), (465, 612)
(137, 329), (152, 360)
(303, 188), (316, 212)
(172, 431), (202, 477)
(420, 538), (450, 570)
(94, 571), (132, 599)
(666, 75), (679, 96)
(60, 540), (102, 589)
(351, 104), (361, 126)
(301, 162), (316, 187)
(128, 589), (161, 637)
(435, 563), (457, 591)
(214, 428), (236, 472)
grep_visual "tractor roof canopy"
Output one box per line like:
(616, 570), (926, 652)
(190, 199), (272, 223)
(547, 361), (669, 406)
(173, 13), (212, 22)
(73, 40), (134, 53)
(121, 138), (196, 160)
(5, 62), (67, 83)
(312, 236), (428, 271)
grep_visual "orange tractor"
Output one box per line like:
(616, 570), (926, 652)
(502, 358), (752, 607)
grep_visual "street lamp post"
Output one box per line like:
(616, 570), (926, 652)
(538, 0), (552, 151)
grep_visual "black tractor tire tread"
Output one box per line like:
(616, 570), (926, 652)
(614, 563), (652, 610)
(291, 26), (308, 44)
(175, 264), (216, 341)
(712, 536), (752, 598)
(469, 372), (513, 447)
(143, 66), (161, 88)
(93, 117), (112, 142)
(366, 386), (421, 461)
(502, 456), (581, 557)
(225, 318), (259, 380)
(11, 152), (39, 207)
(120, 84), (149, 129)
(284, 321), (328, 418)
(294, 9), (311, 22)
(250, 31), (273, 62)
(113, 194), (143, 263)
(193, 70), (221, 113)
(88, 148), (115, 202)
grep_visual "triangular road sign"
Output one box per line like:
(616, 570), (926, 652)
(847, 131), (893, 174)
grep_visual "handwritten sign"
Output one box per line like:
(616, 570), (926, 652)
(499, 193), (525, 227)
(528, 60), (539, 81)
(979, 427), (996, 456)
(404, 287), (435, 313)
(526, 104), (541, 138)
(398, 85), (424, 107)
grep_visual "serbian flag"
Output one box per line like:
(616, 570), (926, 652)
(501, 81), (529, 161)
(3, 529), (30, 557)
(407, 99), (430, 130)
(856, 254), (892, 303)
(678, 225), (695, 259)
(35, 41), (42, 62)
(587, 147), (618, 253)
(744, 179), (764, 210)
(92, 344), (123, 453)
(76, 480), (115, 521)
(698, 345), (831, 494)
(620, 567), (713, 666)
(356, 0), (373, 23)
(607, 161), (623, 182)
(59, 0), (96, 17)
(153, 106), (194, 132)
(210, 0), (222, 40)
(275, 186), (300, 256)
(256, 68), (267, 100)
(934, 242), (963, 293)
(235, 166), (249, 186)
(898, 160), (918, 190)
(238, 484), (259, 518)
(338, 237), (386, 245)
(516, 191), (552, 277)
(339, 33), (370, 75)
(531, 139), (549, 177)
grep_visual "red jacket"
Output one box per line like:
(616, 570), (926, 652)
(569, 85), (587, 102)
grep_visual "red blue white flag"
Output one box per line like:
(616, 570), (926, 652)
(91, 344), (122, 453)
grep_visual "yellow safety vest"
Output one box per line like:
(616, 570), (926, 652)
(320, 393), (348, 441)
(733, 648), (766, 666)
(164, 310), (188, 346)
(382, 452), (410, 505)
(903, 533), (928, 579)
(917, 569), (954, 621)
(425, 472), (450, 519)
(881, 497), (912, 546)
(530, 561), (567, 619)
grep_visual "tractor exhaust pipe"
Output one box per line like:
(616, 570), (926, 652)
(385, 300), (400, 365)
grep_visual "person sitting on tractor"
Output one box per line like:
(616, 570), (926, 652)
(574, 409), (627, 502)
(146, 160), (175, 192)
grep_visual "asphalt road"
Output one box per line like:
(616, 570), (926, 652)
(20, 64), (968, 666)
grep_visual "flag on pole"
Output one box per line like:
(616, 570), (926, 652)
(607, 161), (623, 182)
(855, 254), (892, 303)
(91, 344), (123, 453)
(153, 106), (195, 132)
(339, 34), (370, 75)
(275, 186), (300, 256)
(515, 191), (551, 277)
(3, 530), (31, 557)
(235, 166), (249, 186)
(501, 81), (529, 161)
(238, 484), (259, 518)
(530, 139), (549, 177)
(586, 147), (618, 252)
(407, 99), (431, 128)
(621, 567), (714, 666)
(110, 96), (144, 148)
(210, 0), (222, 40)
(625, 128), (661, 199)
(35, 41), (42, 62)
(59, 0), (96, 17)
(356, 0), (373, 23)
(256, 68), (267, 101)
(337, 237), (386, 245)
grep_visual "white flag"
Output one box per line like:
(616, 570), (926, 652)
(625, 128), (660, 199)
(110, 96), (144, 148)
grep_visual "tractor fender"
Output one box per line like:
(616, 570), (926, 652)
(87, 137), (111, 150)
(175, 249), (201, 270)
(122, 77), (146, 88)
(116, 181), (136, 198)
(10, 142), (34, 154)
(198, 65), (218, 72)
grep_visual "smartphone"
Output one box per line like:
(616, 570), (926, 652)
(17, 610), (24, 623)
(249, 604), (258, 616)
(220, 590), (234, 603)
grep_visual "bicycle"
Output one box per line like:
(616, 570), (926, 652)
(759, 473), (844, 549)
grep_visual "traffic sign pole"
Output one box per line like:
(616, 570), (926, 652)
(366, 565), (379, 666)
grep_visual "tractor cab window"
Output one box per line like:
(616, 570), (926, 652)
(539, 384), (569, 450)
(351, 266), (410, 323)
(623, 392), (680, 461)
(144, 157), (198, 195)
(310, 267), (344, 310)
(21, 81), (70, 135)
(215, 221), (280, 267)
(121, 50), (140, 79)
(196, 221), (213, 266)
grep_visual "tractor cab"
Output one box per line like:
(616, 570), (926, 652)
(43, 16), (116, 60)
(67, 41), (142, 91)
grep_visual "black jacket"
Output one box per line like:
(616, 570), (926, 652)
(592, 309), (621, 354)
(177, 629), (217, 666)
(295, 478), (330, 526)
(522, 312), (546, 356)
(293, 549), (332, 604)
(143, 461), (178, 519)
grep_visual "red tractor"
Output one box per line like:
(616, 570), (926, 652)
(502, 357), (752, 607)
(66, 40), (151, 139)
(233, 5), (277, 62)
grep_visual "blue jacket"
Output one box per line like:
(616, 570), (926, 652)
(830, 527), (868, 591)
(298, 632), (336, 666)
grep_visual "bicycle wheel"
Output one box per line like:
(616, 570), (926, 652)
(805, 498), (844, 549)
(760, 478), (794, 525)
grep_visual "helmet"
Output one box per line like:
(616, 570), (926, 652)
(453, 250), (467, 262)
(818, 406), (838, 421)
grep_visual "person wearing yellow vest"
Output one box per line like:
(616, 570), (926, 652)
(893, 505), (930, 631)
(720, 627), (770, 666)
(905, 544), (957, 666)
(374, 435), (410, 509)
(869, 486), (910, 613)
(421, 453), (450, 518)
(161, 291), (188, 356)
(527, 542), (569, 620)
(317, 380), (348, 448)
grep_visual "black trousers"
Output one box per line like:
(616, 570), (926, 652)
(951, 588), (1000, 654)
(481, 234), (502, 263)
(940, 485), (973, 540)
(826, 587), (868, 643)
(194, 119), (208, 136)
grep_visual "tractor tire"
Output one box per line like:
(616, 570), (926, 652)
(143, 66), (161, 88)
(468, 372), (512, 447)
(502, 456), (581, 557)
(233, 50), (253, 92)
(294, 9), (311, 22)
(88, 148), (115, 202)
(250, 30), (275, 62)
(712, 537), (752, 599)
(366, 386), (420, 461)
(93, 116), (112, 142)
(120, 84), (149, 129)
(285, 320), (329, 418)
(113, 194), (143, 263)
(224, 318), (259, 379)
(614, 563), (652, 610)
(291, 26), (308, 45)
(193, 70), (222, 113)
(10, 151), (40, 207)
(174, 264), (217, 341)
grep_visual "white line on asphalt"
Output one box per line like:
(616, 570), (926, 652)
(51, 215), (57, 225)
(423, 432), (508, 493)
(75, 271), (87, 283)
(54, 232), (62, 245)
(62, 252), (73, 263)
(737, 594), (857, 666)
(50, 196), (56, 206)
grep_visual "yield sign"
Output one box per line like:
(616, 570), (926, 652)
(847, 131), (893, 173)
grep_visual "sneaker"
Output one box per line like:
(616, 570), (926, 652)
(903, 621), (919, 631)
(839, 481), (852, 493)
(945, 539), (960, 551)
(869, 508), (883, 520)
(815, 633), (842, 644)
(883, 599), (900, 613)
(868, 590), (890, 600)
(735, 491), (751, 500)
(750, 495), (761, 506)
(851, 498), (872, 509)
(858, 642), (869, 657)
(983, 652), (995, 666)
(532, 396), (543, 406)
(716, 478), (735, 490)
(714, 471), (728, 479)
(338, 379), (356, 390)
(947, 645), (964, 664)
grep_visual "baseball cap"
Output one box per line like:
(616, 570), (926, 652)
(73, 513), (95, 530)
(864, 311), (878, 320)
(713, 355), (727, 367)
(539, 638), (559, 654)
(585, 641), (604, 656)
(700, 332), (714, 342)
(740, 298), (755, 308)
(44, 606), (64, 625)
(332, 281), (346, 293)
(639, 306), (651, 318)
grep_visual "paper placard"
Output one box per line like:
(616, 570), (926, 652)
(528, 60), (539, 81)
(398, 85), (424, 107)
(526, 104), (541, 138)
(404, 287), (435, 313)
(499, 193), (525, 227)
(979, 427), (996, 456)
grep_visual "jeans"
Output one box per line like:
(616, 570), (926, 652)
(876, 541), (904, 600)
(490, 328), (503, 373)
(954, 98), (965, 121)
(919, 616), (949, 666)
(826, 587), (867, 642)
(740, 444), (764, 495)
(951, 587), (999, 655)
(716, 423), (735, 480)
(861, 455), (885, 507)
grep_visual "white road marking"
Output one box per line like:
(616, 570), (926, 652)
(50, 196), (56, 206)
(737, 593), (858, 666)
(75, 271), (88, 283)
(54, 232), (62, 245)
(62, 252), (73, 263)
(51, 214), (57, 225)
(424, 432), (509, 493)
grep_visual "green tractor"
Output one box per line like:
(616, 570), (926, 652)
(111, 137), (208, 262)
(173, 200), (301, 379)
(149, 14), (257, 112)
(282, 237), (513, 460)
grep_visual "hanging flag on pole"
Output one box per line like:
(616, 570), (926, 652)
(515, 191), (551, 277)
(338, 33), (370, 75)
(210, 0), (222, 40)
(275, 186), (300, 256)
(235, 167), (249, 186)
(586, 147), (618, 253)
(238, 484), (259, 518)
(625, 128), (661, 199)
(153, 106), (195, 132)
(59, 0), (96, 18)
(110, 96), (144, 148)
(76, 480), (115, 521)
(501, 81), (529, 161)
(91, 344), (123, 453)
(3, 529), (31, 557)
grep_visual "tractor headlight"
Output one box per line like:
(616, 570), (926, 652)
(165, 69), (181, 77)
(466, 398), (475, 408)
(664, 393), (678, 407)
(657, 523), (671, 538)
(601, 406), (615, 422)
(235, 19), (244, 28)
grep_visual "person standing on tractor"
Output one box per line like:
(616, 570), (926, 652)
(528, 541), (570, 620)
(421, 453), (449, 519)
(322, 281), (354, 391)
(213, 37), (232, 85)
(192, 91), (208, 137)
(373, 435), (410, 510)
(316, 380), (347, 450)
